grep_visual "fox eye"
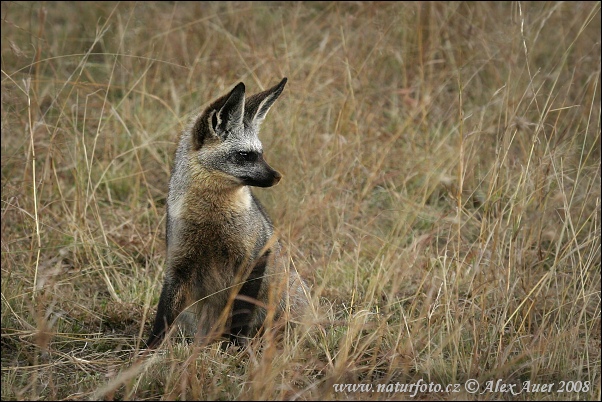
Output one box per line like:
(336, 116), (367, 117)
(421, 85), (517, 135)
(237, 151), (258, 162)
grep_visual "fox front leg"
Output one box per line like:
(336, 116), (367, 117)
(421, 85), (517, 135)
(229, 251), (270, 344)
(146, 277), (186, 349)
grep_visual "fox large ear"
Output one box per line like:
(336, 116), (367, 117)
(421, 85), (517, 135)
(244, 77), (287, 127)
(213, 82), (245, 138)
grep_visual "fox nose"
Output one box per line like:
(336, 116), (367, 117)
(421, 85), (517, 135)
(272, 170), (282, 185)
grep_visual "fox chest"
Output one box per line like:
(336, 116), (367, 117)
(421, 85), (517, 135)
(167, 185), (271, 271)
(169, 211), (267, 270)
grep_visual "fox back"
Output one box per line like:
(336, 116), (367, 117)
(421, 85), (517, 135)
(146, 78), (308, 348)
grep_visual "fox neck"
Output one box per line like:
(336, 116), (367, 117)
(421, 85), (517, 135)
(168, 175), (252, 222)
(190, 181), (252, 214)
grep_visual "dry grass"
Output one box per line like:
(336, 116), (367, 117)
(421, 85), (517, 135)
(1, 1), (600, 400)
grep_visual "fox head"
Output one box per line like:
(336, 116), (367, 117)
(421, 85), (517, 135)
(189, 78), (287, 188)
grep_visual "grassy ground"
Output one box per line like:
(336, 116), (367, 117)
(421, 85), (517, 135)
(1, 1), (600, 400)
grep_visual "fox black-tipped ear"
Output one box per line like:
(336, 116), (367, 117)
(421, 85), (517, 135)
(193, 82), (246, 149)
(244, 78), (287, 126)
(214, 82), (245, 137)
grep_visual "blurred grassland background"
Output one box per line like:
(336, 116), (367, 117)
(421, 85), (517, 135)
(1, 1), (600, 400)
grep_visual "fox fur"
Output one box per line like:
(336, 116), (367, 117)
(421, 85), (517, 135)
(146, 78), (308, 348)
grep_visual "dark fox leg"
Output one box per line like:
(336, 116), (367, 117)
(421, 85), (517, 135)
(146, 277), (186, 349)
(229, 252), (269, 344)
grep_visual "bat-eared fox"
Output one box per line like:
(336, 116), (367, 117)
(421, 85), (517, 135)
(146, 78), (308, 348)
